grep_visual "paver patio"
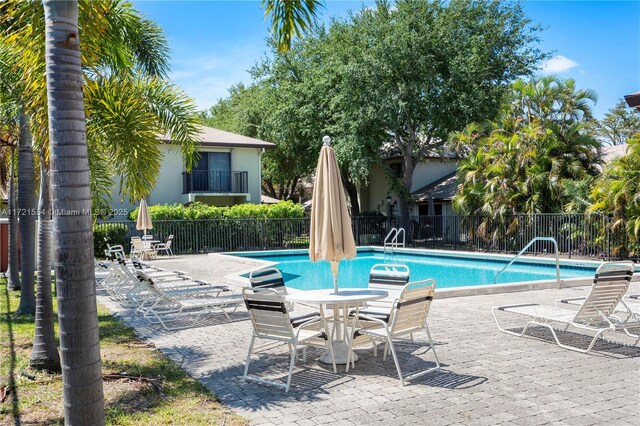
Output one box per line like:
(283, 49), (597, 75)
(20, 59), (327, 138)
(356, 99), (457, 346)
(98, 254), (640, 425)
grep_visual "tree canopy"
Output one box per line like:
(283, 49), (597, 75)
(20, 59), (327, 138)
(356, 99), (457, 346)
(205, 0), (546, 216)
(590, 136), (640, 257)
(452, 76), (602, 217)
(596, 99), (640, 146)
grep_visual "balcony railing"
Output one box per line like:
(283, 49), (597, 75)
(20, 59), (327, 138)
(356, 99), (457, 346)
(182, 170), (248, 194)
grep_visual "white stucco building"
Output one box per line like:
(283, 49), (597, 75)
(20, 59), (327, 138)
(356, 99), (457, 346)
(359, 155), (459, 217)
(109, 125), (274, 217)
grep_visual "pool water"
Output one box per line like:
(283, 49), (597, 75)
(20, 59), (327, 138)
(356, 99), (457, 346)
(233, 251), (596, 291)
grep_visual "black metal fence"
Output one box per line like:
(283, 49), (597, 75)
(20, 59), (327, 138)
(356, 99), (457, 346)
(97, 213), (630, 260)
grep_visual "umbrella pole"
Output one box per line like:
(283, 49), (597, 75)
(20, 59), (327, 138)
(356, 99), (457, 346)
(330, 261), (339, 294)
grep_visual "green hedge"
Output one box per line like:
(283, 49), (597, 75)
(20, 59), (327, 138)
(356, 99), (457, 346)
(93, 223), (128, 257)
(128, 201), (304, 221)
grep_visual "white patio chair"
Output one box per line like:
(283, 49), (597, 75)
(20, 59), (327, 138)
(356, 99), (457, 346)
(130, 237), (156, 260)
(153, 235), (174, 257)
(249, 266), (321, 327)
(346, 279), (440, 386)
(493, 261), (640, 353)
(361, 263), (411, 310)
(242, 287), (337, 393)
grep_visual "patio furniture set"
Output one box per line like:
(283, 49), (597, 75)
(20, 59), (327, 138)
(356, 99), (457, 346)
(130, 234), (174, 260)
(95, 248), (639, 393)
(244, 261), (639, 392)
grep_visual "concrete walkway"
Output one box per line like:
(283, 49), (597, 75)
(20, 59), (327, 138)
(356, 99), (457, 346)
(99, 254), (640, 425)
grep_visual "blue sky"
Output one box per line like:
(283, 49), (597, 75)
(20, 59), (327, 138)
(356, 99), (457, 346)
(135, 1), (640, 118)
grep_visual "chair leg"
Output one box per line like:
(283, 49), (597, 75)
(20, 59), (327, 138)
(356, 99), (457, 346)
(425, 325), (440, 370)
(243, 335), (256, 381)
(285, 343), (298, 393)
(385, 336), (405, 387)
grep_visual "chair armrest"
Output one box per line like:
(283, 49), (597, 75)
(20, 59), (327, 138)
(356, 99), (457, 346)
(294, 316), (325, 340)
(352, 313), (389, 327)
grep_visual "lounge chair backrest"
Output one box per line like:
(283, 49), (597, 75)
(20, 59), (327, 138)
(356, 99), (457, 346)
(166, 235), (173, 248)
(243, 287), (294, 340)
(368, 264), (410, 292)
(573, 261), (635, 325)
(107, 244), (126, 260)
(249, 267), (287, 295)
(389, 279), (435, 335)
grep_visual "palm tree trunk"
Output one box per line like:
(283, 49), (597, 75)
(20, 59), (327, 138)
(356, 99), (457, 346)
(30, 158), (61, 372)
(43, 1), (104, 424)
(16, 109), (36, 314)
(7, 148), (20, 291)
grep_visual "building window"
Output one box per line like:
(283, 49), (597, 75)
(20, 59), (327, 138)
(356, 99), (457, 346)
(192, 152), (231, 192)
(389, 162), (403, 178)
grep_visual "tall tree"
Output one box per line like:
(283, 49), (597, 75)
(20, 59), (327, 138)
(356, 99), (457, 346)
(596, 99), (640, 146)
(590, 136), (639, 257)
(30, 155), (60, 372)
(0, 47), (22, 291)
(43, 1), (105, 423)
(16, 109), (36, 314)
(329, 0), (546, 222)
(453, 77), (601, 218)
(7, 149), (20, 291)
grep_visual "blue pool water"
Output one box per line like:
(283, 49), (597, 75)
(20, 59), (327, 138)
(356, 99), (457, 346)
(232, 250), (597, 291)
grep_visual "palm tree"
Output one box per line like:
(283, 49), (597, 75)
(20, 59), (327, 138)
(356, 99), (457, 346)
(7, 148), (19, 291)
(16, 109), (36, 314)
(42, 1), (105, 423)
(590, 135), (640, 257)
(37, 0), (321, 422)
(29, 155), (60, 372)
(453, 77), (601, 217)
(0, 49), (22, 291)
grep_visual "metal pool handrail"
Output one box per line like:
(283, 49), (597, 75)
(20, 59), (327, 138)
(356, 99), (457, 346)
(384, 227), (405, 254)
(494, 237), (561, 288)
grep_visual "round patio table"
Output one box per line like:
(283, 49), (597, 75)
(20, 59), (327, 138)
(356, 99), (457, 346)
(286, 288), (388, 365)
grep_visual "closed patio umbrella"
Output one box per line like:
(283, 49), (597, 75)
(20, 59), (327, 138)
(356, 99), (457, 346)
(136, 198), (153, 236)
(309, 136), (357, 294)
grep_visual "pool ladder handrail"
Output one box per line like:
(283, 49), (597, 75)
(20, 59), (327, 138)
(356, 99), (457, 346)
(384, 227), (405, 254)
(493, 237), (561, 288)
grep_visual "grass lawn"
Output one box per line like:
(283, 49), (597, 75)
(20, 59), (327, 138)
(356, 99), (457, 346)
(0, 279), (246, 425)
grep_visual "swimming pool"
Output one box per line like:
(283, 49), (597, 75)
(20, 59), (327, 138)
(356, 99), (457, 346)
(229, 248), (599, 291)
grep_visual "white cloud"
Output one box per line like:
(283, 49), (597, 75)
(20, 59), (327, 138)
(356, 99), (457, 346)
(541, 55), (579, 74)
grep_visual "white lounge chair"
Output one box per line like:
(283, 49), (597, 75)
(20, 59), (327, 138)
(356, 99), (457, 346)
(242, 287), (336, 393)
(346, 279), (440, 386)
(137, 281), (242, 330)
(493, 261), (639, 353)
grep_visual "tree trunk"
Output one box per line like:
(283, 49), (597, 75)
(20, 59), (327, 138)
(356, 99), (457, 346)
(7, 149), (21, 291)
(43, 1), (105, 424)
(30, 158), (61, 372)
(16, 109), (36, 314)
(396, 152), (415, 243)
(341, 173), (360, 216)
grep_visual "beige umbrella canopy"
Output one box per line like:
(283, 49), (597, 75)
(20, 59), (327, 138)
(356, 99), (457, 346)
(309, 136), (357, 293)
(136, 198), (153, 235)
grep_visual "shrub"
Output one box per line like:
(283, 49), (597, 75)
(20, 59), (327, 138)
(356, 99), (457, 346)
(128, 201), (303, 221)
(93, 223), (128, 257)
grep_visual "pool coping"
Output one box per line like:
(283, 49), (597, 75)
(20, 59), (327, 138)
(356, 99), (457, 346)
(212, 247), (638, 298)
